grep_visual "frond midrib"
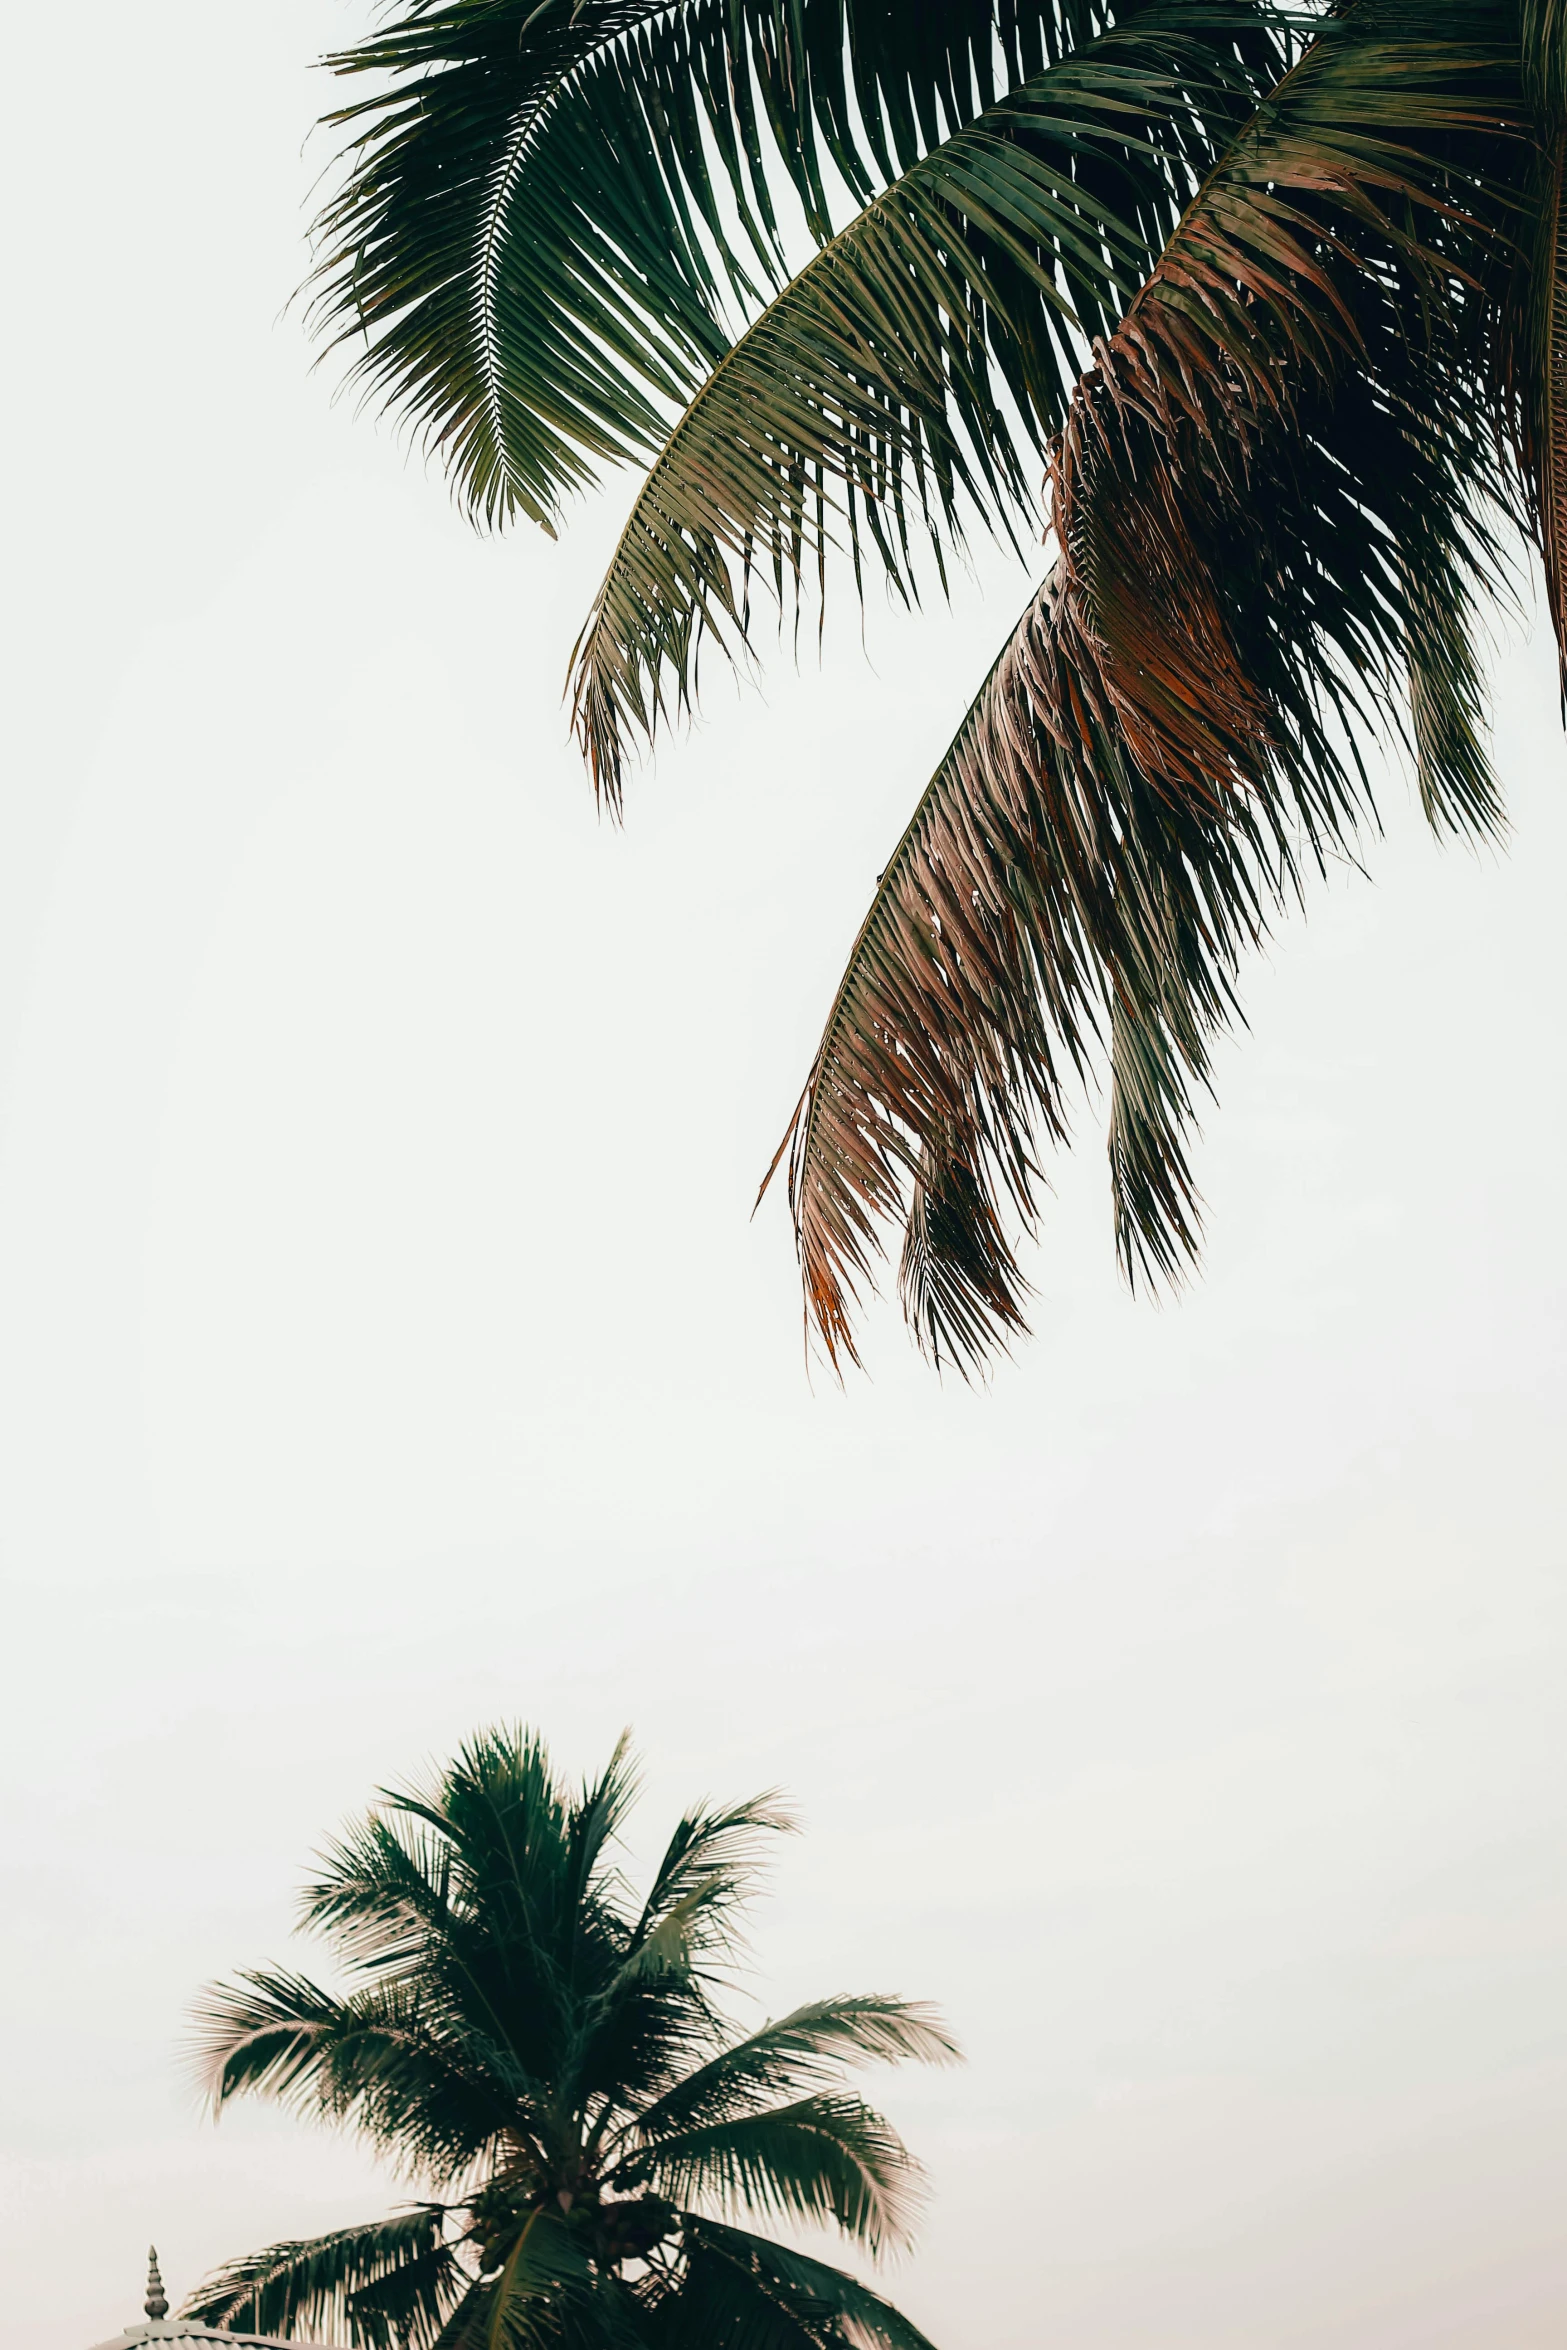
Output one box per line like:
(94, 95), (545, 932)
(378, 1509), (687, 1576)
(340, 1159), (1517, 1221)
(468, 1), (726, 510)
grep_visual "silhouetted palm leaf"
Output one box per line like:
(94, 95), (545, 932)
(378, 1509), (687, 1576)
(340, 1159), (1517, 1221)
(182, 2209), (462, 2348)
(624, 2095), (922, 2252)
(669, 2220), (940, 2350)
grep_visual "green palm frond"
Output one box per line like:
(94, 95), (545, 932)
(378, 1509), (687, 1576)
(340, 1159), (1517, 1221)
(181, 2208), (460, 2348)
(562, 1794), (794, 2131)
(477, 2208), (610, 2350)
(668, 2220), (941, 2350)
(296, 1808), (457, 1974)
(624, 1793), (796, 1958)
(568, 7), (1287, 803)
(1403, 538), (1511, 840)
(1105, 983), (1210, 1296)
(1509, 117), (1567, 704)
(623, 1997), (959, 2144)
(378, 1722), (640, 1966)
(896, 1126), (1035, 1371)
(1523, 0), (1567, 108)
(623, 2094), (923, 2254)
(308, 0), (1095, 531)
(192, 1963), (342, 2111)
(193, 1964), (538, 2175)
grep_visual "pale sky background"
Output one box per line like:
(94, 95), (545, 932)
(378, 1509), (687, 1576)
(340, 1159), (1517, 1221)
(3, 6), (1566, 2348)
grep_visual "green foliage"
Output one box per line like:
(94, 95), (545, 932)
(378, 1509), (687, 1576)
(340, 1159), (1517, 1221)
(176, 2211), (460, 2350)
(308, 0), (1566, 1369)
(184, 1728), (956, 2347)
(668, 2219), (942, 2350)
(568, 7), (1287, 802)
(309, 0), (1092, 527)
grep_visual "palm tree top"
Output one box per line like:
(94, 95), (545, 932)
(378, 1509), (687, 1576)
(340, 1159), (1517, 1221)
(184, 1726), (958, 2348)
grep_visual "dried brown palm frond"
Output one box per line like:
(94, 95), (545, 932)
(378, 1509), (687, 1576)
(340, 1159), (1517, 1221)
(767, 0), (1531, 1369)
(763, 556), (1267, 1369)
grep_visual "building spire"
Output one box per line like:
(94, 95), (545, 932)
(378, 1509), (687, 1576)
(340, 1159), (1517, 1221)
(145, 2247), (169, 2323)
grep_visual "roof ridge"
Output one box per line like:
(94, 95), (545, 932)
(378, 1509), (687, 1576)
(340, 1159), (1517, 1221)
(89, 2323), (304, 2349)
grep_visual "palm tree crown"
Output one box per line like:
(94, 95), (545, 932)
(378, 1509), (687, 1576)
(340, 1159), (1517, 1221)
(184, 1728), (957, 2349)
(305, 0), (1557, 1368)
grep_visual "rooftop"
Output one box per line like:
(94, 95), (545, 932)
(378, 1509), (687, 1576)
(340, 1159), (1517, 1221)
(91, 2329), (300, 2350)
(88, 2251), (296, 2350)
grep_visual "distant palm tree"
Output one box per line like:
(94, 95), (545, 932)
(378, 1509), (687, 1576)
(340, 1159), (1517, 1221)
(306, 0), (1556, 1367)
(184, 1727), (956, 2349)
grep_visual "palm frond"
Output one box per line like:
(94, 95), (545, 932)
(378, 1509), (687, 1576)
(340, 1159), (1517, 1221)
(566, 1728), (643, 1910)
(668, 2220), (941, 2350)
(622, 2095), (923, 2254)
(1523, 0), (1567, 111)
(569, 7), (1288, 804)
(308, 0), (1091, 531)
(1513, 120), (1567, 703)
(767, 0), (1527, 1368)
(192, 1965), (360, 2110)
(298, 1807), (459, 1974)
(478, 2208), (601, 2350)
(897, 1125), (1035, 1369)
(571, 1788), (797, 2132)
(1403, 535), (1509, 839)
(625, 1793), (796, 1960)
(181, 2208), (460, 2347)
(1046, 0), (1524, 798)
(569, 1805), (788, 2106)
(192, 1965), (531, 2179)
(623, 1997), (958, 2145)
(1107, 985), (1209, 1293)
(762, 570), (1090, 1372)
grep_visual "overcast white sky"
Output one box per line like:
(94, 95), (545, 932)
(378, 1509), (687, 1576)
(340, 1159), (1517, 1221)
(3, 7), (1565, 2348)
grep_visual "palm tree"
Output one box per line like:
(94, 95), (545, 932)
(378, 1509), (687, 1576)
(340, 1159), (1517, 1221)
(305, 0), (1554, 1368)
(183, 1727), (957, 2349)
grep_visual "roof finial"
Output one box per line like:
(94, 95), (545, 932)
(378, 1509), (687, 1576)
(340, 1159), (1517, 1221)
(145, 2247), (169, 2323)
